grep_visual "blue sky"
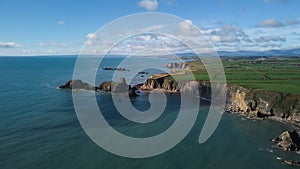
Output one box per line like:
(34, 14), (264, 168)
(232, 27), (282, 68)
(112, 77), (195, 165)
(0, 0), (299, 55)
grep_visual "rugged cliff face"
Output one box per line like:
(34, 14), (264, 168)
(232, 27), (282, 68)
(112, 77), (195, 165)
(139, 75), (300, 124)
(98, 79), (138, 97)
(140, 74), (180, 92)
(226, 85), (300, 122)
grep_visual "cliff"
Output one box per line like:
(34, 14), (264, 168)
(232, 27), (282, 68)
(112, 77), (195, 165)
(99, 77), (138, 97)
(226, 85), (300, 123)
(60, 75), (300, 125)
(140, 74), (180, 92)
(139, 74), (300, 125)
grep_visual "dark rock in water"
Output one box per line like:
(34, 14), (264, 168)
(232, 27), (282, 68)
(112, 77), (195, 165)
(283, 160), (300, 167)
(102, 67), (128, 71)
(138, 71), (148, 74)
(272, 130), (300, 151)
(59, 80), (96, 91)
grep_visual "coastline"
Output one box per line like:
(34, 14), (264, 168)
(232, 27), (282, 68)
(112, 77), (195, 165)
(58, 77), (300, 130)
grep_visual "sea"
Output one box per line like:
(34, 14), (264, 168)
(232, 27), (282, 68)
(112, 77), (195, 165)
(0, 56), (299, 169)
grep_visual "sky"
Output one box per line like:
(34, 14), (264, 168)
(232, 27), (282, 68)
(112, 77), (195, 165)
(0, 0), (299, 56)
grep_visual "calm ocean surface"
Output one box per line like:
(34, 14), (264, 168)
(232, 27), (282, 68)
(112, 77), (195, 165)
(0, 56), (299, 169)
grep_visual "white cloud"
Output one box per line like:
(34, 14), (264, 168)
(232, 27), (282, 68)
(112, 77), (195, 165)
(44, 49), (58, 54)
(179, 20), (192, 30)
(57, 20), (65, 25)
(138, 0), (159, 11)
(110, 30), (127, 36)
(110, 24), (165, 37)
(162, 0), (176, 5)
(39, 42), (68, 47)
(209, 25), (252, 43)
(86, 33), (99, 40)
(252, 35), (286, 50)
(254, 36), (286, 43)
(257, 19), (284, 27)
(22, 49), (33, 53)
(0, 41), (21, 48)
(243, 24), (300, 50)
(85, 33), (101, 46)
(175, 20), (200, 36)
(285, 19), (300, 26)
(292, 32), (300, 36)
(257, 18), (300, 28)
(140, 24), (165, 32)
(210, 35), (222, 43)
(204, 25), (293, 51)
(104, 33), (194, 55)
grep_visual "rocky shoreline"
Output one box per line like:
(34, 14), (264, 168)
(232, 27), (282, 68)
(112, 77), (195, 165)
(59, 74), (300, 127)
(137, 73), (300, 127)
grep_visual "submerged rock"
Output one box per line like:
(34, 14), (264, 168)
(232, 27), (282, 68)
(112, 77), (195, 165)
(272, 130), (300, 151)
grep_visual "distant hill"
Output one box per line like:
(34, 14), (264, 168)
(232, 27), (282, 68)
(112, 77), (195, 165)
(218, 48), (300, 57)
(175, 48), (300, 57)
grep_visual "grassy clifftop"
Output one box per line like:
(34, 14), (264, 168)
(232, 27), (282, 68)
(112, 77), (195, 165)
(172, 56), (300, 95)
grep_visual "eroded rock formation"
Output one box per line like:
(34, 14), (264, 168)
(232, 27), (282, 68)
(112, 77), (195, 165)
(272, 130), (300, 151)
(225, 86), (300, 122)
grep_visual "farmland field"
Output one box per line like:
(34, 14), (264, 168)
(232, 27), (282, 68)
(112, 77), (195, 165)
(172, 56), (300, 94)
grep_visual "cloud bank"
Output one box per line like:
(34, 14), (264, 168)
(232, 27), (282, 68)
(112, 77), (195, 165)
(0, 42), (21, 48)
(257, 18), (299, 27)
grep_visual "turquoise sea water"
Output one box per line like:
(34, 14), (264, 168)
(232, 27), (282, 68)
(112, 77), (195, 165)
(0, 56), (299, 169)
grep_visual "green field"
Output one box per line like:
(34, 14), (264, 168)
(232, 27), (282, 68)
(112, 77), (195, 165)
(172, 56), (300, 94)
